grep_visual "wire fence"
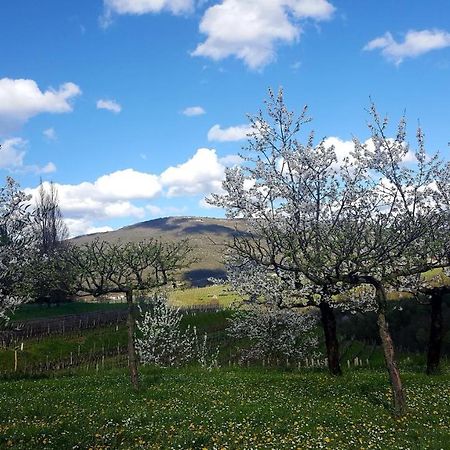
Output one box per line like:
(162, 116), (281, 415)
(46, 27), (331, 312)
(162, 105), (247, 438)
(0, 310), (128, 348)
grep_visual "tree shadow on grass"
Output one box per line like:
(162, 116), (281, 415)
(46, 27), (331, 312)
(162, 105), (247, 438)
(358, 381), (392, 412)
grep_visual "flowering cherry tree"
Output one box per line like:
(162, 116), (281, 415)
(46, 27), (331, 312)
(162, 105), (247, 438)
(209, 89), (372, 376)
(136, 296), (218, 369)
(0, 176), (35, 328)
(227, 304), (320, 363)
(209, 89), (449, 415)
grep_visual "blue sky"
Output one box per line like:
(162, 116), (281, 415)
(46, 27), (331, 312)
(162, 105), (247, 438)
(1, 0), (449, 236)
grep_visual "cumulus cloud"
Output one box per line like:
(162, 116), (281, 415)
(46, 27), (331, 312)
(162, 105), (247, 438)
(43, 128), (57, 140)
(0, 78), (81, 132)
(0, 138), (56, 174)
(96, 99), (122, 114)
(65, 218), (114, 238)
(160, 148), (225, 197)
(182, 106), (206, 116)
(199, 197), (220, 209)
(25, 169), (161, 227)
(364, 29), (450, 65)
(23, 148), (231, 235)
(208, 124), (251, 142)
(101, 0), (194, 26)
(192, 0), (335, 69)
(25, 189), (146, 238)
(94, 168), (161, 200)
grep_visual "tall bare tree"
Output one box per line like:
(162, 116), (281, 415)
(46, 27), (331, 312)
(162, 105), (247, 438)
(27, 181), (71, 306)
(33, 181), (68, 255)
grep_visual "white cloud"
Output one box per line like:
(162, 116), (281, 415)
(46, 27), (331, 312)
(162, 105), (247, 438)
(0, 138), (56, 174)
(219, 154), (243, 166)
(35, 162), (57, 174)
(25, 169), (161, 229)
(96, 99), (122, 114)
(95, 168), (161, 200)
(182, 106), (206, 116)
(24, 148), (231, 235)
(208, 124), (251, 142)
(192, 0), (335, 69)
(0, 78), (81, 132)
(101, 0), (194, 26)
(146, 204), (163, 216)
(160, 148), (225, 197)
(104, 0), (194, 15)
(43, 127), (57, 140)
(0, 138), (26, 169)
(324, 136), (418, 167)
(146, 204), (188, 217)
(364, 29), (450, 65)
(65, 218), (114, 238)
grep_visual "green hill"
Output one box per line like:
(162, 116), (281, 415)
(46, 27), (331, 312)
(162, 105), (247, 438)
(71, 216), (247, 286)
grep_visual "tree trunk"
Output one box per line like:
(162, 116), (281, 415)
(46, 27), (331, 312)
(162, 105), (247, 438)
(126, 290), (139, 390)
(427, 292), (443, 375)
(319, 302), (342, 376)
(375, 286), (406, 416)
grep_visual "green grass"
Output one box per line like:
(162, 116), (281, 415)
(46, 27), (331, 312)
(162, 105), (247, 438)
(0, 325), (128, 372)
(168, 285), (241, 308)
(0, 367), (448, 449)
(11, 302), (127, 321)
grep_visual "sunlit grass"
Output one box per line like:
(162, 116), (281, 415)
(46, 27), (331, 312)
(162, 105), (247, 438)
(0, 366), (448, 449)
(168, 285), (241, 308)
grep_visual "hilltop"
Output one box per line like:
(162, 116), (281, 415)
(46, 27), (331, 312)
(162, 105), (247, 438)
(71, 216), (247, 286)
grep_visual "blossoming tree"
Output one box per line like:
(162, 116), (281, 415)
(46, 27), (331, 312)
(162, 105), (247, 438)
(209, 90), (449, 415)
(0, 176), (35, 328)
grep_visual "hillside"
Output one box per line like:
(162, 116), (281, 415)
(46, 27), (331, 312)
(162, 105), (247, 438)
(71, 216), (247, 286)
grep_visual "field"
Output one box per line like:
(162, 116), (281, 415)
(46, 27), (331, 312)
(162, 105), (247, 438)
(1, 297), (449, 449)
(168, 285), (241, 308)
(0, 367), (449, 449)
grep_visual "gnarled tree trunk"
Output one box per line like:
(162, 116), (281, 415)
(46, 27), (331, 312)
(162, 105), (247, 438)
(126, 289), (139, 390)
(375, 285), (406, 416)
(427, 292), (444, 375)
(319, 302), (342, 376)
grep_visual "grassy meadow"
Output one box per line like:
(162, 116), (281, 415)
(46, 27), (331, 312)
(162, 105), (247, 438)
(168, 285), (240, 308)
(1, 289), (449, 449)
(0, 367), (449, 449)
